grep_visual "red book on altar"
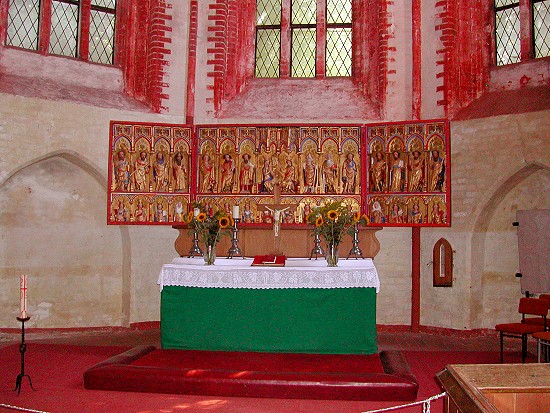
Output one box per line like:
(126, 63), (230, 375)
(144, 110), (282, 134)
(251, 255), (286, 267)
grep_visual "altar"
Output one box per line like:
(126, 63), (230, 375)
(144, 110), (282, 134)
(158, 257), (380, 354)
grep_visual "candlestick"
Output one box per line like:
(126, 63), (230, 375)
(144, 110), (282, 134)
(227, 218), (243, 259)
(232, 205), (240, 220)
(19, 274), (27, 319)
(347, 223), (364, 259)
(309, 227), (325, 260)
(14, 316), (34, 395)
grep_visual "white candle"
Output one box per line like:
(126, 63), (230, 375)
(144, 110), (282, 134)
(232, 205), (240, 219)
(19, 274), (27, 319)
(193, 207), (200, 217)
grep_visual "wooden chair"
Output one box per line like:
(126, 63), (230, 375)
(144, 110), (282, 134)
(532, 331), (550, 363)
(495, 297), (548, 363)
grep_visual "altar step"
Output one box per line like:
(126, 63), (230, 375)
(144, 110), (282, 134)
(84, 346), (419, 401)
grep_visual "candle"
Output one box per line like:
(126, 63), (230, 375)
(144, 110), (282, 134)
(193, 207), (200, 217)
(232, 205), (240, 219)
(19, 274), (27, 319)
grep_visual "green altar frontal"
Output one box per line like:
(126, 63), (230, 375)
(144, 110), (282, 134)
(158, 258), (380, 355)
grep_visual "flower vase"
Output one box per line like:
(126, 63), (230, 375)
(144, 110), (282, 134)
(203, 244), (216, 265)
(326, 243), (339, 267)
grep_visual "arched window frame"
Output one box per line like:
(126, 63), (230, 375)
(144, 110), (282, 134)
(433, 238), (453, 287)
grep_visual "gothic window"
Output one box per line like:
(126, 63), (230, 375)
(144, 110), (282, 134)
(6, 0), (117, 65)
(255, 0), (352, 78)
(494, 0), (550, 66)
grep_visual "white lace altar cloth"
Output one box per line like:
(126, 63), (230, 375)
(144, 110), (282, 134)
(158, 257), (380, 292)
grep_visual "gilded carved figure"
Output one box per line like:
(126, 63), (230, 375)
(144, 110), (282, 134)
(239, 153), (255, 193)
(260, 158), (274, 193)
(302, 153), (317, 194)
(134, 200), (148, 222)
(342, 152), (358, 193)
(389, 151), (405, 192)
(370, 151), (386, 192)
(152, 152), (169, 191)
(199, 154), (216, 193)
(321, 153), (338, 193)
(172, 152), (188, 192)
(113, 150), (130, 191)
(281, 159), (297, 193)
(410, 202), (423, 224)
(219, 153), (236, 193)
(428, 150), (445, 192)
(407, 150), (424, 192)
(133, 151), (150, 191)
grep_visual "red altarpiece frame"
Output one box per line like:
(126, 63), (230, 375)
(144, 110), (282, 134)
(107, 120), (450, 227)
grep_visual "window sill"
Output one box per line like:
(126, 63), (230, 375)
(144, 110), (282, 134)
(0, 47), (151, 112)
(217, 77), (380, 121)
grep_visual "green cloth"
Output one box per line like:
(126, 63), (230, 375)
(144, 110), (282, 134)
(161, 286), (377, 354)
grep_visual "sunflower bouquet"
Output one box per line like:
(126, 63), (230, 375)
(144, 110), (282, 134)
(306, 201), (369, 265)
(184, 204), (232, 263)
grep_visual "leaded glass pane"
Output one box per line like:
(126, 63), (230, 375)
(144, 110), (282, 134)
(326, 28), (352, 76)
(534, 0), (550, 58)
(292, 0), (316, 25)
(495, 0), (519, 7)
(327, 0), (352, 24)
(495, 6), (520, 65)
(89, 10), (115, 64)
(257, 0), (281, 25)
(6, 0), (40, 50)
(256, 29), (281, 77)
(91, 0), (116, 8)
(49, 0), (79, 57)
(291, 28), (315, 77)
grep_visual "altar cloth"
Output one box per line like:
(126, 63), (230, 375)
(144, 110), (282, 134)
(158, 257), (380, 292)
(158, 257), (380, 354)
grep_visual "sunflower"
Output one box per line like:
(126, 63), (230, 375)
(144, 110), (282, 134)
(353, 211), (361, 222)
(196, 212), (207, 222)
(183, 211), (194, 223)
(315, 216), (324, 227)
(218, 216), (230, 229)
(327, 210), (338, 220)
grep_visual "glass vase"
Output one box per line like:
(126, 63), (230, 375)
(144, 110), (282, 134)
(203, 243), (216, 265)
(326, 243), (339, 267)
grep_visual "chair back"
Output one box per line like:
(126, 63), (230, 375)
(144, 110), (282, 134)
(519, 297), (549, 319)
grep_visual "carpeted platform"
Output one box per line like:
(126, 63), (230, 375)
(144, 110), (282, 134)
(83, 346), (419, 401)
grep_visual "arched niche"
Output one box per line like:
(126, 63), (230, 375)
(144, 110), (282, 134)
(433, 238), (453, 287)
(0, 152), (130, 328)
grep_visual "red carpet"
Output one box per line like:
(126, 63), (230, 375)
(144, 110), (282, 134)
(0, 343), (534, 413)
(83, 346), (418, 401)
